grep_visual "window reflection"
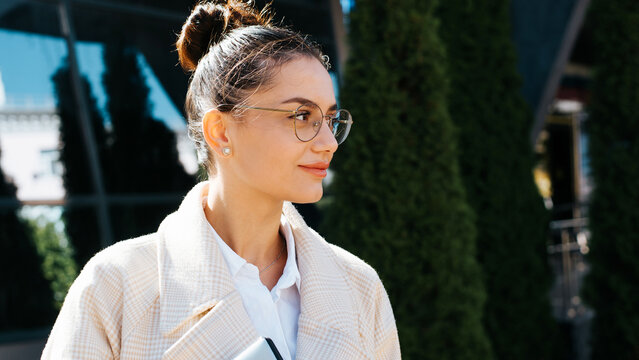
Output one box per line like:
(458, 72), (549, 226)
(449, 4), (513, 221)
(0, 1), (66, 334)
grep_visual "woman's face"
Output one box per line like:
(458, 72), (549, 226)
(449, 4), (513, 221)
(218, 56), (339, 204)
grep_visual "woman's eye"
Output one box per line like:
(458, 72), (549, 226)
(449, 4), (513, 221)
(291, 111), (310, 122)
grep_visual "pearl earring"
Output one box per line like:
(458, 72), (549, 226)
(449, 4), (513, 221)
(222, 147), (232, 156)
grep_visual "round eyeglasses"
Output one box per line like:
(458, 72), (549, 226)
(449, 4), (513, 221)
(223, 102), (353, 145)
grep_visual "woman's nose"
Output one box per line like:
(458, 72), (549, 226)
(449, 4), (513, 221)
(311, 118), (339, 153)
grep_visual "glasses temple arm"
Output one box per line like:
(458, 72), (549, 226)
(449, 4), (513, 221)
(233, 105), (296, 114)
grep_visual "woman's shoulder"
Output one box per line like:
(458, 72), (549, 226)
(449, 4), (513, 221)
(322, 240), (390, 308)
(301, 226), (385, 292)
(43, 234), (161, 358)
(64, 233), (160, 320)
(299, 224), (377, 278)
(80, 233), (159, 283)
(327, 242), (381, 283)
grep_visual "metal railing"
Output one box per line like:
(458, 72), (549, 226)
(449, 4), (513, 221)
(547, 208), (592, 360)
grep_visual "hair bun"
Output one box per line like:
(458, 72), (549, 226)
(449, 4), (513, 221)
(177, 0), (272, 72)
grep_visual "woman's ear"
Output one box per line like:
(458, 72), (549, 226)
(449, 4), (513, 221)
(202, 109), (232, 157)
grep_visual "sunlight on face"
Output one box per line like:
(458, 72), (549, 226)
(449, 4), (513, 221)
(223, 56), (339, 204)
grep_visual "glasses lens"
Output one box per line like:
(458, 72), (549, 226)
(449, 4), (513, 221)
(294, 103), (323, 142)
(331, 110), (352, 144)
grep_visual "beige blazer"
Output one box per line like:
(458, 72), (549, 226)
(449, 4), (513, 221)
(42, 182), (401, 359)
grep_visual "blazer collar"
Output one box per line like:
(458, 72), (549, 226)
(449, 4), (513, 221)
(156, 181), (360, 358)
(281, 202), (359, 332)
(156, 181), (237, 336)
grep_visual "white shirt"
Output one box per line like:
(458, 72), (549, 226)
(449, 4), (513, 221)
(209, 213), (301, 360)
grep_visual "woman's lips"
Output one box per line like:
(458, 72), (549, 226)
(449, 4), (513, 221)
(299, 162), (329, 178)
(299, 166), (327, 177)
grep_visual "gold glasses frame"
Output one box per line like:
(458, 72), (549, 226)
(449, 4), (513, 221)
(219, 103), (353, 144)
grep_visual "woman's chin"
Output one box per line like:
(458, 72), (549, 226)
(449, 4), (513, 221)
(288, 186), (324, 204)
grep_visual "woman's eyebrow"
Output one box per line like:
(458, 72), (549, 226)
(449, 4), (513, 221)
(280, 97), (338, 111)
(280, 96), (312, 105)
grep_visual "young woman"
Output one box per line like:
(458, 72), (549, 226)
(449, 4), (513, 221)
(42, 1), (400, 359)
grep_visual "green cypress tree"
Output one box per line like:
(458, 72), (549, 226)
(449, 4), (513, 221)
(25, 216), (77, 309)
(0, 150), (56, 330)
(324, 1), (492, 358)
(581, 0), (639, 357)
(437, 2), (560, 359)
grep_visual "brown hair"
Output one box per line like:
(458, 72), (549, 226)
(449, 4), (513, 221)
(176, 0), (329, 176)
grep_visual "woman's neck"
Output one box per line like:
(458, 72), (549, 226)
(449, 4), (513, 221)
(203, 177), (284, 270)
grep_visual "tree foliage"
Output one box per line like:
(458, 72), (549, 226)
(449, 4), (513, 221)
(0, 152), (56, 330)
(324, 0), (492, 358)
(25, 216), (78, 309)
(437, 1), (560, 359)
(581, 0), (639, 358)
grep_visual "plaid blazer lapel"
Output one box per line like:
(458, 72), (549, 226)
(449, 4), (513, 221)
(283, 202), (367, 359)
(158, 182), (259, 359)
